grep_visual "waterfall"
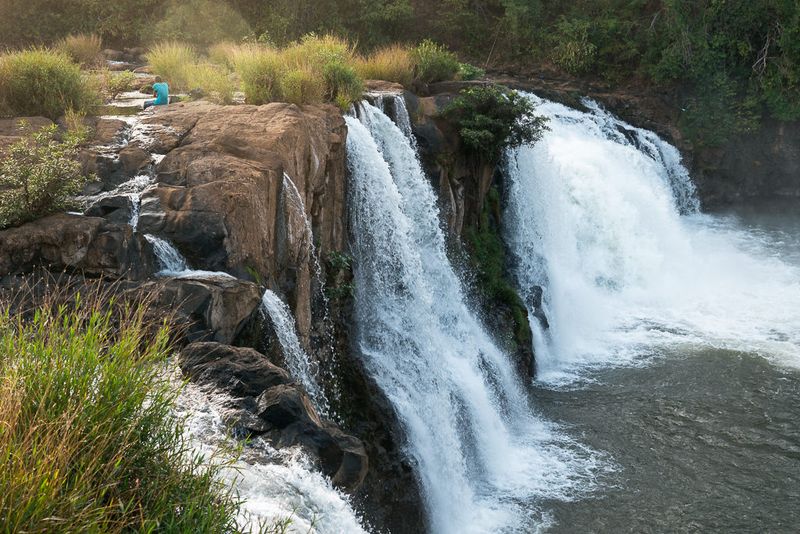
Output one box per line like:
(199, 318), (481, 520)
(174, 378), (367, 534)
(505, 94), (800, 383)
(145, 234), (189, 273)
(260, 289), (329, 415)
(345, 100), (603, 533)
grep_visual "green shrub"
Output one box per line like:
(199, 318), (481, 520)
(323, 61), (364, 109)
(0, 49), (99, 119)
(102, 69), (137, 99)
(56, 33), (103, 67)
(458, 62), (485, 81)
(231, 45), (286, 104)
(0, 285), (240, 533)
(354, 44), (415, 86)
(153, 0), (250, 48)
(280, 68), (325, 106)
(0, 122), (91, 229)
(412, 39), (460, 84)
(145, 41), (198, 92)
(187, 63), (235, 104)
(442, 85), (549, 160)
(551, 19), (597, 75)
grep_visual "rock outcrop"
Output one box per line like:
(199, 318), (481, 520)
(135, 102), (347, 346)
(0, 213), (153, 279)
(180, 342), (369, 490)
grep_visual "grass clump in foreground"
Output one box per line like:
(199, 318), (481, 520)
(0, 48), (100, 119)
(0, 285), (241, 533)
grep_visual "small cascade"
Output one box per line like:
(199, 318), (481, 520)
(505, 93), (800, 383)
(281, 173), (325, 287)
(391, 95), (416, 146)
(144, 234), (189, 273)
(345, 102), (603, 533)
(260, 289), (330, 415)
(174, 379), (368, 533)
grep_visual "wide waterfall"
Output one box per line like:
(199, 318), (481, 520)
(345, 100), (603, 533)
(506, 95), (800, 384)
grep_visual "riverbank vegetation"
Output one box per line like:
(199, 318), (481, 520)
(0, 284), (241, 532)
(4, 0), (799, 146)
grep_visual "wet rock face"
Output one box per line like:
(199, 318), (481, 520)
(135, 101), (347, 345)
(0, 213), (153, 279)
(140, 276), (262, 345)
(179, 342), (369, 491)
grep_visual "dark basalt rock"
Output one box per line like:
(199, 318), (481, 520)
(0, 213), (153, 280)
(180, 342), (291, 398)
(84, 194), (134, 224)
(140, 276), (261, 345)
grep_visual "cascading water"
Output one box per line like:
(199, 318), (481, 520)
(260, 289), (330, 415)
(346, 100), (604, 533)
(144, 234), (189, 273)
(173, 378), (368, 534)
(505, 94), (800, 384)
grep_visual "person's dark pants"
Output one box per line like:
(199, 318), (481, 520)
(143, 99), (157, 109)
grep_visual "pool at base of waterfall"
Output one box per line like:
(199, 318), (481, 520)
(534, 348), (800, 533)
(530, 199), (800, 533)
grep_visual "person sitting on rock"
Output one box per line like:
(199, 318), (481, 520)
(142, 76), (169, 110)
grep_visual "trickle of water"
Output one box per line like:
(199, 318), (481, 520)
(260, 289), (330, 415)
(345, 103), (604, 534)
(144, 234), (189, 273)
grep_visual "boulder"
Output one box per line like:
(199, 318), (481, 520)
(256, 385), (369, 490)
(141, 275), (261, 344)
(180, 342), (291, 397)
(118, 145), (152, 175)
(84, 194), (134, 224)
(0, 213), (153, 279)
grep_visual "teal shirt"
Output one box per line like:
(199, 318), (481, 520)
(152, 82), (169, 105)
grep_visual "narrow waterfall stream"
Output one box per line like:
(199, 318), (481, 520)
(260, 289), (330, 415)
(345, 101), (605, 534)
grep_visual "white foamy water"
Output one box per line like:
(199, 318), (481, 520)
(346, 100), (607, 534)
(506, 95), (800, 385)
(261, 289), (330, 415)
(144, 234), (234, 280)
(174, 381), (369, 534)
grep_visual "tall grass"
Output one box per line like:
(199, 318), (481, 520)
(411, 40), (461, 84)
(57, 33), (103, 67)
(0, 282), (240, 533)
(0, 48), (100, 119)
(230, 45), (285, 105)
(355, 44), (415, 87)
(145, 41), (198, 91)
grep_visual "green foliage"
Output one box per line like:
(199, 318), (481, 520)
(153, 0), (251, 48)
(458, 62), (485, 81)
(145, 41), (198, 92)
(412, 40), (460, 84)
(443, 85), (549, 161)
(188, 63), (236, 104)
(56, 33), (103, 67)
(551, 18), (597, 76)
(280, 68), (325, 106)
(0, 286), (241, 533)
(355, 44), (415, 86)
(464, 187), (531, 347)
(0, 123), (91, 229)
(232, 46), (286, 104)
(0, 49), (100, 119)
(323, 61), (364, 109)
(102, 69), (137, 99)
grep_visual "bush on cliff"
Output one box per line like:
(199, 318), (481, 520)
(0, 285), (240, 532)
(442, 85), (549, 161)
(0, 49), (99, 119)
(355, 44), (415, 87)
(411, 40), (460, 84)
(0, 122), (90, 230)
